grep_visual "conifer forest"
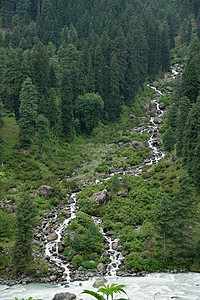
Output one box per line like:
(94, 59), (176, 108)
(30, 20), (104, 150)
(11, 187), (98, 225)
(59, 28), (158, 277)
(0, 0), (200, 297)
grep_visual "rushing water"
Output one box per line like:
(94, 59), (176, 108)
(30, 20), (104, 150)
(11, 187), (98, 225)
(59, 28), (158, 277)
(1, 272), (200, 300)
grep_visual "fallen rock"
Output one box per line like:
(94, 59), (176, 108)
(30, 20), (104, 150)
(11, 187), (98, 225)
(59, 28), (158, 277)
(130, 141), (145, 150)
(91, 189), (110, 205)
(52, 292), (76, 300)
(93, 277), (107, 288)
(35, 185), (53, 198)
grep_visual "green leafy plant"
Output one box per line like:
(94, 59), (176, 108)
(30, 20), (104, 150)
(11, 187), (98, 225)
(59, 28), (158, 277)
(14, 298), (42, 300)
(82, 283), (128, 300)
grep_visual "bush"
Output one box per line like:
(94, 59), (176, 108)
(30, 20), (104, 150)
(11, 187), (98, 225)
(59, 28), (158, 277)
(72, 255), (84, 268)
(82, 260), (98, 269)
(125, 252), (144, 271)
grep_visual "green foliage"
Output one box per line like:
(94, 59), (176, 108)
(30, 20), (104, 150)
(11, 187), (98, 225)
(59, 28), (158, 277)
(75, 93), (104, 134)
(0, 210), (15, 240)
(64, 212), (103, 267)
(19, 77), (38, 148)
(36, 114), (50, 157)
(12, 195), (37, 273)
(82, 283), (127, 300)
(14, 298), (42, 300)
(162, 127), (176, 152)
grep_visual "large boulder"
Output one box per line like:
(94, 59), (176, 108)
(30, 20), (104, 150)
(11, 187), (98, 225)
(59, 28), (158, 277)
(93, 277), (107, 288)
(47, 232), (58, 242)
(35, 185), (53, 198)
(129, 141), (145, 150)
(96, 262), (106, 272)
(91, 189), (110, 205)
(52, 292), (76, 300)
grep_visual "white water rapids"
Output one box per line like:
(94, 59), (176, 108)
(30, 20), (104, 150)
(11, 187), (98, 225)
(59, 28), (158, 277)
(1, 272), (200, 299)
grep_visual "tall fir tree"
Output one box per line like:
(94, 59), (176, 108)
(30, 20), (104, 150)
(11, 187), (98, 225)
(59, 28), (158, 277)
(109, 52), (122, 121)
(12, 195), (37, 273)
(61, 71), (75, 141)
(36, 114), (49, 157)
(169, 176), (198, 265)
(19, 77), (38, 148)
(176, 96), (190, 157)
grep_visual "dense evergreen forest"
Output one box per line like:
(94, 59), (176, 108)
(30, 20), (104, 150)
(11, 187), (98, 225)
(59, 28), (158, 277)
(0, 0), (200, 284)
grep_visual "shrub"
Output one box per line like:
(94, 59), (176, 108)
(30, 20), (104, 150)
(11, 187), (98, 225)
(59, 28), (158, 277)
(72, 255), (84, 268)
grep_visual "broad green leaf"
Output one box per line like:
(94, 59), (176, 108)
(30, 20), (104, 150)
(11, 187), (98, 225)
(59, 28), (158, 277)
(82, 289), (105, 300)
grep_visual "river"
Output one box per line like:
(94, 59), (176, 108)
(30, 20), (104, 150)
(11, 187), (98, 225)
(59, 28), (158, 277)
(1, 272), (200, 299)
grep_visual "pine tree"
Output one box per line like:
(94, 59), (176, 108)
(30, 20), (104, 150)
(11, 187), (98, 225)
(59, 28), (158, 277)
(75, 93), (104, 134)
(161, 25), (170, 72)
(182, 47), (200, 103)
(183, 97), (200, 184)
(167, 105), (178, 132)
(19, 77), (38, 148)
(0, 99), (4, 164)
(176, 96), (190, 157)
(47, 88), (58, 153)
(61, 71), (75, 141)
(109, 52), (123, 121)
(154, 195), (171, 257)
(169, 176), (197, 264)
(36, 114), (49, 157)
(12, 195), (37, 273)
(162, 127), (176, 152)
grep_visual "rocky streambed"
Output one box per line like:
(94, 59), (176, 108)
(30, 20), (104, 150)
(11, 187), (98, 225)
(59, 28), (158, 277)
(1, 62), (183, 288)
(31, 70), (177, 285)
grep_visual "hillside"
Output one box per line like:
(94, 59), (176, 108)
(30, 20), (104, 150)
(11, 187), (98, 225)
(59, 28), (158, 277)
(0, 0), (200, 285)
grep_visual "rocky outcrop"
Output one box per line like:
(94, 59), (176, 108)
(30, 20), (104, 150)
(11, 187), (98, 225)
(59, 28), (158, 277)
(91, 189), (110, 205)
(35, 185), (53, 198)
(52, 292), (76, 300)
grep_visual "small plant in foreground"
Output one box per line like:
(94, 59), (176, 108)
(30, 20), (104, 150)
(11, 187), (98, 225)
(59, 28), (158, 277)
(82, 283), (128, 300)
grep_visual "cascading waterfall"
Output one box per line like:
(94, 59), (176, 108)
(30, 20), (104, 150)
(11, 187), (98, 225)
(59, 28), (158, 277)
(43, 69), (178, 281)
(44, 193), (77, 281)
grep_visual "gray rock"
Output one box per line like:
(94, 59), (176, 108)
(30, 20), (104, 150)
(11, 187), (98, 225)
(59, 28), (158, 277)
(93, 277), (107, 288)
(130, 141), (145, 150)
(91, 189), (110, 205)
(112, 242), (118, 250)
(147, 102), (157, 114)
(96, 263), (105, 272)
(116, 190), (128, 197)
(35, 185), (53, 198)
(47, 232), (58, 242)
(52, 292), (76, 300)
(154, 117), (163, 124)
(159, 102), (165, 110)
(166, 86), (173, 92)
(129, 114), (136, 119)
